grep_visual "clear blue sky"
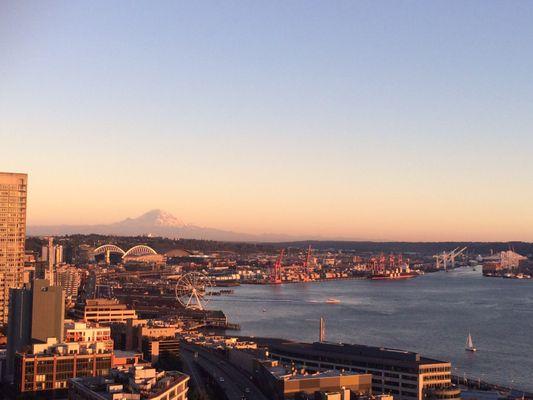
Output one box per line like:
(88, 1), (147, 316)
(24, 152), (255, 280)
(2, 1), (533, 240)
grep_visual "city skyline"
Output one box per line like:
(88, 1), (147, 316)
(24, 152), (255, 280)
(3, 1), (533, 241)
(2, 2), (533, 398)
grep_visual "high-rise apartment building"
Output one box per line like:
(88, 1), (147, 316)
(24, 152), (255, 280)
(41, 237), (64, 285)
(56, 265), (81, 300)
(0, 172), (27, 325)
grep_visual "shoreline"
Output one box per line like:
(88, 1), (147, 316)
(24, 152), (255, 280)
(212, 271), (533, 393)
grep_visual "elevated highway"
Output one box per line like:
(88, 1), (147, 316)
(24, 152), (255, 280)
(181, 343), (268, 400)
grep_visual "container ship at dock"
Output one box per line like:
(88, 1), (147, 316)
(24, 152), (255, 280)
(370, 271), (418, 280)
(369, 254), (418, 280)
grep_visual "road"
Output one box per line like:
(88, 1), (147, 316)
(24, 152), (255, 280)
(182, 343), (268, 400)
(182, 345), (244, 399)
(180, 347), (208, 398)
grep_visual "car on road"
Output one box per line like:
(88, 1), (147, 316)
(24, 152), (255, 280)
(219, 376), (225, 383)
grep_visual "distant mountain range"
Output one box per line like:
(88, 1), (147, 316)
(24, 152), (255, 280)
(27, 209), (311, 242)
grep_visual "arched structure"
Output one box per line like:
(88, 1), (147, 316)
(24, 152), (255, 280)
(93, 244), (126, 256)
(92, 244), (163, 264)
(122, 245), (158, 258)
(165, 249), (193, 258)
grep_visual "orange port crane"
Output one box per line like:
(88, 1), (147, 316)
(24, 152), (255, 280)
(270, 248), (285, 284)
(303, 245), (313, 277)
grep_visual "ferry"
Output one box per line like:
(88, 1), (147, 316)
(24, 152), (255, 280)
(325, 298), (341, 304)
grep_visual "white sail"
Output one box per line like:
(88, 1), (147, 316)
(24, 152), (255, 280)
(466, 333), (475, 350)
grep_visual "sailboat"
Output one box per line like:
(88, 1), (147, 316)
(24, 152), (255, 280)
(465, 332), (477, 352)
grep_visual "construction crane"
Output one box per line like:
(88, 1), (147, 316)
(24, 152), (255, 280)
(270, 248), (285, 284)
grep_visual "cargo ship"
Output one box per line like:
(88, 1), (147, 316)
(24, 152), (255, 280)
(369, 254), (418, 280)
(370, 271), (418, 280)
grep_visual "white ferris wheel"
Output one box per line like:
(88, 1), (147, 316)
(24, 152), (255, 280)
(175, 272), (213, 310)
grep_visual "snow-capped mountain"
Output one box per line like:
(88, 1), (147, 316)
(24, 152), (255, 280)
(113, 209), (185, 228)
(27, 209), (294, 241)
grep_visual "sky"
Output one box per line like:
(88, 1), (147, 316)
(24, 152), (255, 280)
(1, 1), (533, 241)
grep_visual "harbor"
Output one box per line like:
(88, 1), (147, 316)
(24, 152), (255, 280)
(211, 266), (533, 392)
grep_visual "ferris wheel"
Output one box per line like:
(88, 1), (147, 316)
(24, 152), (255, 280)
(175, 272), (213, 310)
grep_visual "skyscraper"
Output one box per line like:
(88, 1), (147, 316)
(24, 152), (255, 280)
(32, 279), (65, 343)
(40, 237), (63, 285)
(5, 279), (65, 381)
(0, 172), (27, 325)
(6, 283), (32, 379)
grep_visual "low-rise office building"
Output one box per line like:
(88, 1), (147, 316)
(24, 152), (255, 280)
(141, 337), (181, 365)
(74, 298), (137, 324)
(123, 319), (181, 365)
(125, 318), (178, 351)
(258, 339), (455, 400)
(14, 338), (113, 393)
(255, 359), (372, 400)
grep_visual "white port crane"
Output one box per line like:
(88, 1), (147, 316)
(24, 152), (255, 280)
(450, 246), (467, 268)
(433, 247), (467, 271)
(433, 251), (450, 271)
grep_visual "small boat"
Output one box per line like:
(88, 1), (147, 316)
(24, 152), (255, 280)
(262, 309), (266, 313)
(326, 298), (341, 304)
(465, 332), (477, 352)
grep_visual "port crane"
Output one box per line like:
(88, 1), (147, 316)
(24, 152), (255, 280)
(303, 245), (313, 279)
(450, 247), (467, 268)
(433, 247), (467, 271)
(370, 253), (409, 276)
(270, 248), (285, 284)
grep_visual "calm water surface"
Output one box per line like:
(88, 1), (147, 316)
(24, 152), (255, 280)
(210, 267), (533, 391)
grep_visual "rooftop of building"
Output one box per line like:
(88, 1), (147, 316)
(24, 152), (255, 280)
(184, 334), (258, 350)
(260, 359), (368, 382)
(249, 337), (449, 367)
(84, 298), (128, 306)
(20, 337), (112, 357)
(113, 350), (145, 359)
(65, 320), (110, 330)
(70, 367), (188, 400)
